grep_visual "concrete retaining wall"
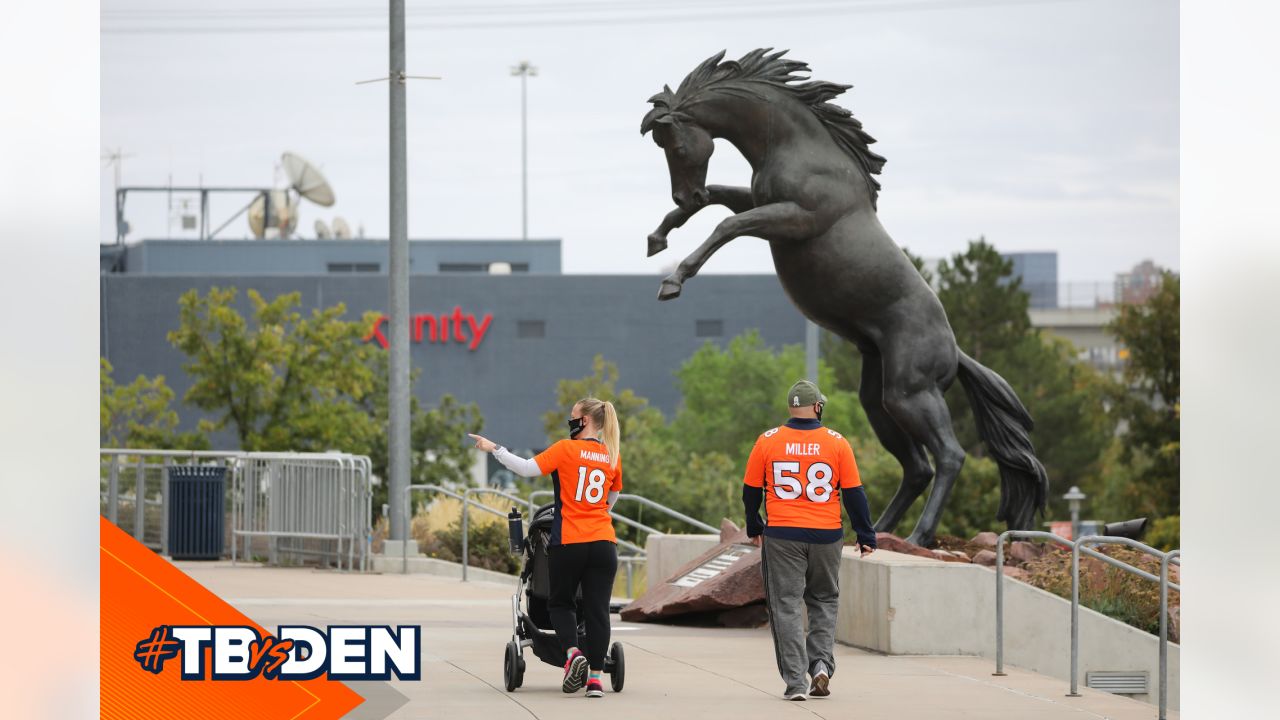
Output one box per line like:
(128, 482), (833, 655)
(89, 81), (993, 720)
(643, 534), (721, 584)
(370, 553), (520, 587)
(644, 539), (1178, 708)
(836, 549), (1179, 709)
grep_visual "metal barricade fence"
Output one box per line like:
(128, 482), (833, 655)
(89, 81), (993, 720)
(992, 530), (1181, 719)
(101, 449), (372, 571)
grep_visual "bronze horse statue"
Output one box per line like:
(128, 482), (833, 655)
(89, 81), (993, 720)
(642, 49), (1048, 547)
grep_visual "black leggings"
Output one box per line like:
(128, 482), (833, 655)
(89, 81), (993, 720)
(548, 540), (617, 671)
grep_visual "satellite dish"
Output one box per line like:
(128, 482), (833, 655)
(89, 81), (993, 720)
(281, 152), (336, 207)
(315, 219), (332, 240)
(248, 190), (299, 239)
(332, 217), (352, 239)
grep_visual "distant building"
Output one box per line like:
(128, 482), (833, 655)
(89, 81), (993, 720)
(1115, 259), (1165, 305)
(1002, 251), (1058, 309)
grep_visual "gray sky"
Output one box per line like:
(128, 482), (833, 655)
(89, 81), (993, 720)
(101, 0), (1177, 282)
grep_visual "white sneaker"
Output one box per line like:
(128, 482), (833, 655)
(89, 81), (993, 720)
(810, 661), (831, 697)
(783, 691), (808, 701)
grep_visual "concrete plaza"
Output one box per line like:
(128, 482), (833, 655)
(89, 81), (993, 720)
(184, 562), (1174, 720)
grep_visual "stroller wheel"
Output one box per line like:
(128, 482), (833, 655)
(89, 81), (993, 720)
(503, 641), (524, 691)
(607, 642), (625, 692)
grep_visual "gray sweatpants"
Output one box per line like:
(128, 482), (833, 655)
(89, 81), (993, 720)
(760, 536), (843, 694)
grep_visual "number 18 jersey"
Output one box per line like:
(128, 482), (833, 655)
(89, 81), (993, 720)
(743, 425), (861, 531)
(535, 438), (622, 545)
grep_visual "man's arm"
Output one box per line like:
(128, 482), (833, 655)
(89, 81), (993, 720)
(742, 439), (766, 539)
(841, 486), (877, 549)
(838, 440), (876, 551)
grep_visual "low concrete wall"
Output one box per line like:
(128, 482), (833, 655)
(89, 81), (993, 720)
(370, 553), (520, 587)
(643, 534), (722, 584)
(836, 549), (1179, 709)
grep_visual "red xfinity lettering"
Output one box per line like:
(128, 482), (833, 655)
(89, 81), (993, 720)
(363, 308), (493, 351)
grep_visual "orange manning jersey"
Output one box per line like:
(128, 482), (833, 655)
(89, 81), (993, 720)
(743, 424), (860, 531)
(534, 438), (622, 545)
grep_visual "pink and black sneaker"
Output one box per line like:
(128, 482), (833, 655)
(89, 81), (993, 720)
(562, 649), (588, 693)
(585, 678), (604, 698)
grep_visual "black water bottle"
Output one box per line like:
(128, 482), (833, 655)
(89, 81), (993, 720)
(508, 508), (525, 553)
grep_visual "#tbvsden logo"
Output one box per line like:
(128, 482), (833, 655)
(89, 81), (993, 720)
(134, 625), (421, 681)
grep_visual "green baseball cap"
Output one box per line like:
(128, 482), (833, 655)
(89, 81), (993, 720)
(787, 380), (827, 408)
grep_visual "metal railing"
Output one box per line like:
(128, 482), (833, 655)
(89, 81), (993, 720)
(993, 530), (1181, 719)
(101, 449), (373, 571)
(404, 485), (714, 597)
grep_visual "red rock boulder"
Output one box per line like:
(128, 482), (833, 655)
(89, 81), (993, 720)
(620, 521), (765, 624)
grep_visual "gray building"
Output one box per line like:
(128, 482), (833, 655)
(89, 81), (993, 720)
(100, 238), (807, 456)
(1003, 251), (1059, 309)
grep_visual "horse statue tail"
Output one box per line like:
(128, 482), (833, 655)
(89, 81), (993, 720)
(955, 351), (1049, 529)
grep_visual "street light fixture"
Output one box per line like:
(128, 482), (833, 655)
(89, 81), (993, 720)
(511, 61), (538, 241)
(1063, 485), (1086, 540)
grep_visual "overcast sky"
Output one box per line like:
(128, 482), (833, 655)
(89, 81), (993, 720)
(101, 0), (1177, 283)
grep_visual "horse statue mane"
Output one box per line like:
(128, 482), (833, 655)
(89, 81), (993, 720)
(641, 48), (888, 206)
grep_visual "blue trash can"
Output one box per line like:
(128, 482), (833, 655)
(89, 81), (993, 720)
(167, 465), (226, 560)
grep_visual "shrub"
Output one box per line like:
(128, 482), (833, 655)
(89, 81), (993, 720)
(1023, 545), (1179, 639)
(1145, 515), (1180, 552)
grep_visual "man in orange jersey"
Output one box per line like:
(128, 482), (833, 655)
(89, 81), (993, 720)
(743, 379), (877, 701)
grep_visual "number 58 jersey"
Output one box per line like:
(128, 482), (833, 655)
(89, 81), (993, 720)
(743, 425), (861, 531)
(534, 438), (622, 545)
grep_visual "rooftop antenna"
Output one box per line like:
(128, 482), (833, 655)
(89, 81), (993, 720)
(103, 147), (135, 241)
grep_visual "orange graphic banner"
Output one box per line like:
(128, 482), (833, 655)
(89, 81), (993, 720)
(100, 517), (364, 719)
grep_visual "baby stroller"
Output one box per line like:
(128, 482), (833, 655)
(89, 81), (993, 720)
(503, 503), (625, 693)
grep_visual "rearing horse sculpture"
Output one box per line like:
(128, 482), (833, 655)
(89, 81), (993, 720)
(642, 49), (1048, 547)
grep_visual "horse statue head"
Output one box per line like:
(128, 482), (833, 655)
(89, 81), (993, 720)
(640, 85), (715, 211)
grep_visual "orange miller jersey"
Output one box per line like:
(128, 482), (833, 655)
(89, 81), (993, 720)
(743, 425), (861, 530)
(534, 438), (622, 545)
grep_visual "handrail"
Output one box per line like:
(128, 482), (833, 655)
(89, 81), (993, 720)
(994, 531), (1181, 716)
(462, 487), (530, 582)
(1159, 550), (1179, 720)
(402, 484), (468, 574)
(1071, 535), (1181, 706)
(994, 530), (1075, 675)
(616, 494), (719, 534)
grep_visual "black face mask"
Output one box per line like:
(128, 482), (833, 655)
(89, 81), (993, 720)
(567, 416), (586, 439)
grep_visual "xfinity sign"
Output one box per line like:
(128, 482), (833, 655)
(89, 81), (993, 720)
(363, 306), (493, 351)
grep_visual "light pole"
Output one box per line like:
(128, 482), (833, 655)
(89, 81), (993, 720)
(388, 0), (410, 542)
(1063, 485), (1086, 541)
(511, 61), (537, 241)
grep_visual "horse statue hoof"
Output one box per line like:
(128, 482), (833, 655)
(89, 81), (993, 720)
(647, 234), (668, 257)
(657, 278), (683, 301)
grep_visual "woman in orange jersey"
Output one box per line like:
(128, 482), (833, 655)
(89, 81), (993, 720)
(468, 397), (622, 699)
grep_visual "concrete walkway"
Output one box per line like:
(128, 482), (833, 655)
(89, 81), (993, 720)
(183, 563), (1174, 720)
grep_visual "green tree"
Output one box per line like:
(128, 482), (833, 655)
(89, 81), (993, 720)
(412, 394), (484, 488)
(935, 239), (1114, 514)
(167, 286), (380, 452)
(936, 238), (1032, 366)
(669, 330), (868, 476)
(1105, 273), (1180, 518)
(100, 358), (209, 449)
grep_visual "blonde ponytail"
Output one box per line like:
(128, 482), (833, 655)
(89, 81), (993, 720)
(576, 397), (621, 469)
(601, 401), (620, 469)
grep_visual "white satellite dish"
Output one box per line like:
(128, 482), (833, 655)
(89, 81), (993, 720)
(281, 152), (335, 207)
(332, 217), (352, 239)
(315, 219), (332, 240)
(248, 190), (299, 239)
